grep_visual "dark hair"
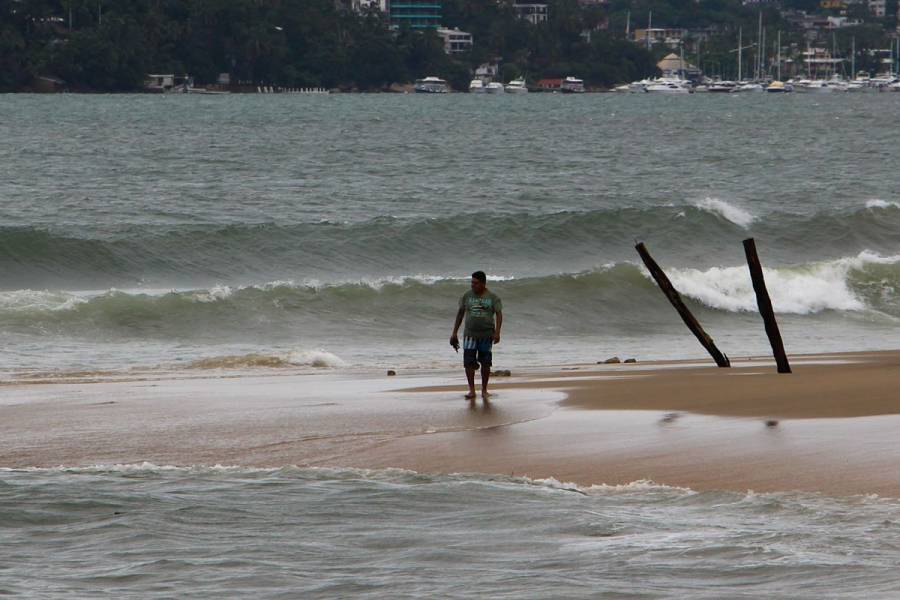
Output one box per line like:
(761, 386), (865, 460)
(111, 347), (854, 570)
(472, 271), (486, 283)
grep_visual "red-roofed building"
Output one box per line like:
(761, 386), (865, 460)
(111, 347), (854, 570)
(536, 78), (563, 90)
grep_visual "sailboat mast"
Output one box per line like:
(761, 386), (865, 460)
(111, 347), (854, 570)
(777, 31), (781, 81)
(761, 26), (766, 79)
(626, 11), (630, 39)
(647, 11), (652, 51)
(757, 12), (763, 80)
(738, 27), (743, 81)
(851, 36), (855, 78)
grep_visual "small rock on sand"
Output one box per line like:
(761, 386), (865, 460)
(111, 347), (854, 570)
(766, 420), (779, 427)
(386, 370), (396, 376)
(624, 358), (637, 364)
(492, 369), (512, 377)
(600, 357), (621, 364)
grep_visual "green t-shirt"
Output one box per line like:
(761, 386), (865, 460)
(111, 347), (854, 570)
(459, 289), (502, 339)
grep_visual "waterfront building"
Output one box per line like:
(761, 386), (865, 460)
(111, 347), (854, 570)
(657, 53), (701, 80)
(536, 78), (563, 91)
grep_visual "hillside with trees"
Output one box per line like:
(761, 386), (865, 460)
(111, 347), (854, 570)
(1, 0), (656, 91)
(2, 0), (898, 92)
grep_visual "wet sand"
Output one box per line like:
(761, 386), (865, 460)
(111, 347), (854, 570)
(2, 351), (899, 496)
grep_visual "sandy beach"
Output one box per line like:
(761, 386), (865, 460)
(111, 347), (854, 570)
(2, 350), (899, 497)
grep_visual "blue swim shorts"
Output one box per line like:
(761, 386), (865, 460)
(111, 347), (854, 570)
(463, 336), (492, 369)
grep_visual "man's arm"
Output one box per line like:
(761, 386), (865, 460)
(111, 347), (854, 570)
(493, 311), (502, 344)
(450, 307), (465, 347)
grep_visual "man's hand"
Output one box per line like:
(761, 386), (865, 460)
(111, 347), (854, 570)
(492, 331), (501, 345)
(450, 334), (459, 352)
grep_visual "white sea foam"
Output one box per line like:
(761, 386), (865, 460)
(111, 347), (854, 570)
(865, 199), (900, 209)
(186, 349), (347, 370)
(692, 197), (755, 228)
(281, 349), (347, 368)
(665, 251), (900, 314)
(0, 289), (88, 312)
(191, 284), (234, 302)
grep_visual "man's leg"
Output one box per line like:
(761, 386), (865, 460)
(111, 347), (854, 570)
(465, 366), (477, 399)
(463, 344), (478, 399)
(479, 340), (493, 398)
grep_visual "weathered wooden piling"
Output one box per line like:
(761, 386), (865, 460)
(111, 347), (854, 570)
(635, 242), (731, 368)
(743, 238), (791, 374)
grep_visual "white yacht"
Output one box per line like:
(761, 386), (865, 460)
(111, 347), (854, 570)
(560, 76), (585, 93)
(734, 82), (765, 93)
(707, 80), (737, 93)
(469, 79), (485, 93)
(644, 78), (692, 94)
(484, 82), (505, 94)
(793, 78), (846, 93)
(505, 78), (528, 93)
(415, 77), (449, 94)
(625, 78), (654, 93)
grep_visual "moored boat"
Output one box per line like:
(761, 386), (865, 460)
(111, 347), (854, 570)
(415, 77), (449, 94)
(505, 78), (528, 93)
(560, 76), (585, 93)
(765, 80), (793, 93)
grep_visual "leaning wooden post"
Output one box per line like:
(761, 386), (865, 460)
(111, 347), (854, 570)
(635, 242), (730, 368)
(743, 238), (791, 374)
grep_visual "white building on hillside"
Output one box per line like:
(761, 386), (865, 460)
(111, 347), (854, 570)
(513, 3), (548, 25)
(437, 28), (473, 54)
(351, 0), (388, 12)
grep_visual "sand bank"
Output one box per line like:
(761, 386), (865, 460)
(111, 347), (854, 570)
(2, 351), (899, 496)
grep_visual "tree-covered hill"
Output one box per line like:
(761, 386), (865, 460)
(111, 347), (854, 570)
(1, 0), (658, 91)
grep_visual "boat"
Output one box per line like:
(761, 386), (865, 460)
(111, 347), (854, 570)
(707, 81), (737, 93)
(644, 77), (692, 94)
(484, 82), (505, 94)
(469, 79), (485, 93)
(505, 78), (528, 93)
(415, 77), (449, 94)
(765, 80), (793, 93)
(734, 82), (765, 93)
(794, 78), (848, 93)
(625, 78), (654, 92)
(560, 76), (585, 93)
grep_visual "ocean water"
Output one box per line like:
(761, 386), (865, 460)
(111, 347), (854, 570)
(4, 94), (900, 597)
(2, 466), (899, 599)
(3, 93), (900, 375)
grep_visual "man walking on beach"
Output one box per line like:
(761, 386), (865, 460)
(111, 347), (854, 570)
(450, 271), (503, 401)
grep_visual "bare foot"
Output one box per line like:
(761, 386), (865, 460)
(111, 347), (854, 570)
(465, 391), (476, 400)
(481, 389), (491, 399)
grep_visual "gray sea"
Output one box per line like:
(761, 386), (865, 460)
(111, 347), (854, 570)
(3, 93), (900, 597)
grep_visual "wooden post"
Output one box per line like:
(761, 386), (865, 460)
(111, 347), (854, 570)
(635, 242), (730, 368)
(743, 238), (791, 374)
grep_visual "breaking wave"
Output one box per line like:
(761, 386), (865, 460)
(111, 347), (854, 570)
(186, 350), (346, 369)
(691, 197), (756, 228)
(3, 251), (900, 341)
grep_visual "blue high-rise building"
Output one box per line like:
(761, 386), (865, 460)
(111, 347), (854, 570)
(389, 0), (442, 29)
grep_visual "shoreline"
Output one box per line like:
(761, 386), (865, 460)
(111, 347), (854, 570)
(2, 350), (899, 496)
